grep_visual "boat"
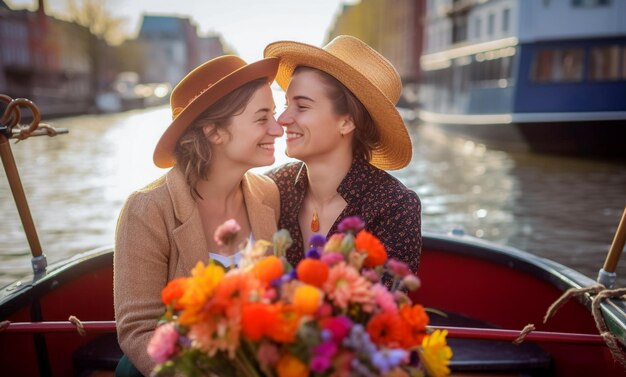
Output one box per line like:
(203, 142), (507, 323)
(419, 0), (626, 157)
(2, 95), (626, 376)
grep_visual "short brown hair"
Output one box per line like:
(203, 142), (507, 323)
(294, 66), (380, 162)
(174, 78), (268, 199)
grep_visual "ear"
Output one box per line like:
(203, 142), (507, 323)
(203, 124), (224, 145)
(339, 116), (356, 136)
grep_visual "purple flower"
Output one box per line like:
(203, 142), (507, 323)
(306, 248), (321, 259)
(337, 216), (365, 234)
(309, 234), (327, 247)
(372, 349), (408, 374)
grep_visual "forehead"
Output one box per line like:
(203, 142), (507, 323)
(286, 70), (328, 97)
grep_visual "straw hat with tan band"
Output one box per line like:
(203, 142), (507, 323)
(153, 55), (279, 168)
(264, 35), (412, 170)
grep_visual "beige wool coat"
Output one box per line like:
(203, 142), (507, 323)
(113, 167), (280, 376)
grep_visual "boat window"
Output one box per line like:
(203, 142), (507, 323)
(531, 48), (584, 82)
(623, 48), (626, 80)
(588, 46), (621, 81)
(531, 49), (554, 82)
(572, 0), (610, 7)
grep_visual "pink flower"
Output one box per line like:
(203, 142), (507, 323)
(214, 219), (241, 246)
(361, 269), (380, 283)
(310, 341), (337, 373)
(323, 262), (375, 310)
(320, 251), (344, 266)
(323, 315), (353, 343)
(387, 259), (411, 277)
(372, 284), (398, 314)
(257, 342), (280, 369)
(337, 216), (365, 234)
(147, 323), (179, 363)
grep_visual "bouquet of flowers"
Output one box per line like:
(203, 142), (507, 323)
(147, 217), (452, 377)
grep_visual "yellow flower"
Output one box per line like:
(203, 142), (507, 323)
(276, 353), (309, 377)
(419, 329), (452, 377)
(178, 261), (225, 325)
(293, 284), (323, 315)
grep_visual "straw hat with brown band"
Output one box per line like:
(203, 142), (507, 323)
(153, 55), (279, 168)
(264, 35), (412, 170)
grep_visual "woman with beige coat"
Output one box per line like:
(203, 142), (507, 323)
(114, 55), (283, 376)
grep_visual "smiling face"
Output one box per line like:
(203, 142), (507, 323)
(277, 69), (351, 161)
(212, 84), (283, 168)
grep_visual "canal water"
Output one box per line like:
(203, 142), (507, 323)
(1, 102), (626, 288)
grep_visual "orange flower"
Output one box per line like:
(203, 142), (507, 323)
(252, 256), (284, 286)
(161, 277), (189, 309)
(268, 304), (300, 343)
(296, 259), (329, 288)
(366, 312), (405, 347)
(276, 352), (309, 377)
(177, 262), (224, 325)
(399, 304), (429, 347)
(241, 303), (277, 341)
(355, 230), (387, 267)
(210, 272), (260, 313)
(293, 284), (323, 315)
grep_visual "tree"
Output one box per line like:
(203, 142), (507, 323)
(63, 0), (127, 45)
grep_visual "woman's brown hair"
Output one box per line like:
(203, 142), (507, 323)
(174, 78), (268, 199)
(294, 66), (380, 162)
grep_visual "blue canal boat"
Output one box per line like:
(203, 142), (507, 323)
(419, 0), (626, 157)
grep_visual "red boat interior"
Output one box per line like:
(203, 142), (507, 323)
(1, 237), (624, 377)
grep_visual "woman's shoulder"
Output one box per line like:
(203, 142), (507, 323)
(365, 164), (420, 205)
(243, 171), (279, 193)
(265, 162), (304, 184)
(122, 174), (170, 213)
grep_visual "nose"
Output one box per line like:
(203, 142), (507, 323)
(267, 116), (284, 137)
(277, 109), (293, 127)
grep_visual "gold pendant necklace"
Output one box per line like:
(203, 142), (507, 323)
(311, 209), (320, 232)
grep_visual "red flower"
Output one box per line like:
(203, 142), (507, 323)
(366, 312), (405, 347)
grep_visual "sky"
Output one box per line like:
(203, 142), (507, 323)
(8, 0), (357, 62)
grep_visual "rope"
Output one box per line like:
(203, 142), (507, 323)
(68, 315), (86, 336)
(513, 323), (535, 345)
(0, 320), (9, 331)
(13, 123), (58, 143)
(591, 288), (626, 369)
(541, 284), (626, 370)
(543, 285), (604, 323)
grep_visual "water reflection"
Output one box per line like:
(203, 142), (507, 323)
(1, 106), (626, 288)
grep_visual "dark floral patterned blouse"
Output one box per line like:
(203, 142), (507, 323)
(266, 158), (422, 273)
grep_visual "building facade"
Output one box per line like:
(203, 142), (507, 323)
(326, 0), (426, 85)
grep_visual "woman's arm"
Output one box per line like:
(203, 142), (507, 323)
(114, 193), (171, 376)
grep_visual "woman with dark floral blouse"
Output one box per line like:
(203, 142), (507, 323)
(264, 35), (422, 273)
